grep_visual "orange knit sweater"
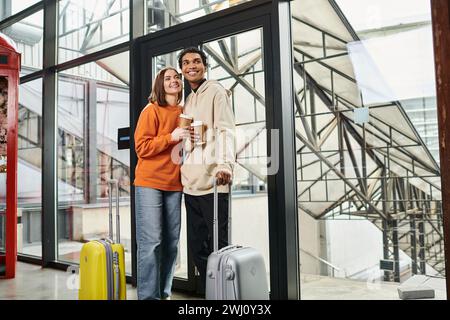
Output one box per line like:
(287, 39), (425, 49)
(134, 103), (183, 191)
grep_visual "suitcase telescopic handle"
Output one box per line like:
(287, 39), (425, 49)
(108, 179), (120, 244)
(213, 177), (232, 253)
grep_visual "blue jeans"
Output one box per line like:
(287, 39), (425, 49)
(135, 186), (181, 300)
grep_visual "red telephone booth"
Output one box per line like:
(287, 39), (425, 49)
(0, 33), (20, 279)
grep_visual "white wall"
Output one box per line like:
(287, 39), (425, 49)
(326, 218), (384, 279)
(299, 209), (322, 275)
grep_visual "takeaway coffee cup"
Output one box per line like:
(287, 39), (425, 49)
(191, 120), (205, 146)
(179, 114), (193, 128)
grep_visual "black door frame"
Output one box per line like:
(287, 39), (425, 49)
(130, 0), (300, 299)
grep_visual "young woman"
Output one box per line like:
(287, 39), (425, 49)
(134, 67), (189, 300)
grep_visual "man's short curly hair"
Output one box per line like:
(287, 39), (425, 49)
(178, 47), (208, 69)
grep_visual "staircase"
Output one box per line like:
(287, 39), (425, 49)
(370, 208), (445, 277)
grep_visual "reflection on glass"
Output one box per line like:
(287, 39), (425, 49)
(347, 28), (435, 105)
(203, 28), (270, 287)
(0, 10), (44, 71)
(57, 54), (131, 275)
(17, 78), (43, 258)
(292, 0), (445, 299)
(96, 86), (130, 198)
(342, 2), (438, 163)
(58, 0), (130, 63)
(147, 0), (251, 33)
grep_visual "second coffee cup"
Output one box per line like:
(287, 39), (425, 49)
(191, 120), (205, 146)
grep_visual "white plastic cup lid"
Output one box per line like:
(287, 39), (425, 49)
(191, 121), (203, 126)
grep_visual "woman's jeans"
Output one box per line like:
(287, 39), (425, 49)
(135, 186), (181, 300)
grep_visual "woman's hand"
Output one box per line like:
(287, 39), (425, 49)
(171, 127), (190, 142)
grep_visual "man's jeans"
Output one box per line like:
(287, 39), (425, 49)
(135, 186), (181, 300)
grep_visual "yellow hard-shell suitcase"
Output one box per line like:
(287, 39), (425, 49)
(78, 180), (126, 300)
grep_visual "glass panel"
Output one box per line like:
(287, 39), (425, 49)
(146, 0), (251, 34)
(0, 10), (44, 72)
(293, 0), (445, 299)
(17, 78), (43, 258)
(0, 0), (42, 20)
(57, 52), (131, 275)
(203, 28), (271, 287)
(58, 0), (129, 64)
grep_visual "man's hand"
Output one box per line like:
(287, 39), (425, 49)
(215, 170), (232, 186)
(189, 127), (201, 144)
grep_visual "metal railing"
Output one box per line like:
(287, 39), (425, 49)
(300, 248), (346, 278)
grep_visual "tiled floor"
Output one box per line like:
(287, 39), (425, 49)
(0, 262), (446, 300)
(300, 274), (447, 300)
(0, 262), (196, 300)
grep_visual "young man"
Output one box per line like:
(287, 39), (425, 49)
(178, 47), (236, 291)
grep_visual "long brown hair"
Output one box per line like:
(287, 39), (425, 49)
(148, 67), (182, 106)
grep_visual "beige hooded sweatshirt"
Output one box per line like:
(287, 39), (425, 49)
(181, 80), (236, 195)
